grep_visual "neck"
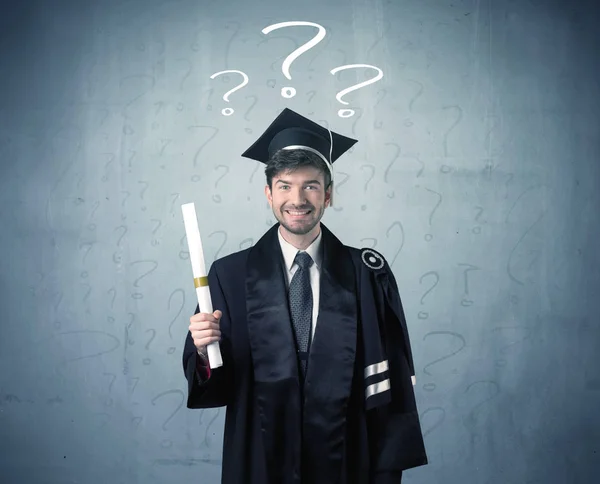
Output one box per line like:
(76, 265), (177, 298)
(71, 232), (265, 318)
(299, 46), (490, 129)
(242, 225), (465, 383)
(279, 223), (321, 250)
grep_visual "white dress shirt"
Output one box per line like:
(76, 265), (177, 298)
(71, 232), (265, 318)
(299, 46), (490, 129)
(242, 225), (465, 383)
(277, 226), (322, 342)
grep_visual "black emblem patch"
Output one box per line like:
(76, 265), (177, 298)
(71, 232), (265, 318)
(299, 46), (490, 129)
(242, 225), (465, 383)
(360, 248), (385, 270)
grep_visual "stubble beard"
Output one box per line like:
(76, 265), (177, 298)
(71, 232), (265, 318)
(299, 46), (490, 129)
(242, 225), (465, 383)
(274, 204), (324, 235)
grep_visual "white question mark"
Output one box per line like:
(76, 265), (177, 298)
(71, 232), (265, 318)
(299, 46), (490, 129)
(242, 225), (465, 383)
(261, 21), (327, 99)
(330, 64), (383, 118)
(209, 70), (249, 116)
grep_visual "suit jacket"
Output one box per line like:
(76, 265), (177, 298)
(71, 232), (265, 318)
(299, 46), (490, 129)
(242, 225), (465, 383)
(183, 222), (428, 484)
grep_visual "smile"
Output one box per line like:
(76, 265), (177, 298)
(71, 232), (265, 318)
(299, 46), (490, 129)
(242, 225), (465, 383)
(286, 210), (311, 216)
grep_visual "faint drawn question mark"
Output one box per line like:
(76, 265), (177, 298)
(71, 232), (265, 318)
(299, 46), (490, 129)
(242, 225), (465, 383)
(360, 164), (375, 211)
(130, 260), (159, 299)
(202, 408), (223, 447)
(419, 406), (445, 438)
(121, 190), (130, 212)
(138, 180), (149, 211)
(386, 221), (405, 269)
(151, 389), (185, 448)
(150, 219), (161, 247)
(458, 263), (480, 307)
(175, 57), (192, 91)
(418, 271), (439, 320)
(405, 79), (424, 126)
(463, 380), (500, 445)
(360, 238), (377, 249)
(125, 312), (135, 347)
(79, 242), (94, 279)
(167, 288), (185, 355)
(209, 70), (249, 116)
(88, 200), (100, 231)
(113, 225), (128, 264)
(331, 171), (351, 212)
(373, 88), (387, 128)
(243, 94), (259, 132)
(330, 64), (383, 117)
(208, 231), (228, 262)
(422, 331), (466, 391)
(473, 206), (484, 234)
(81, 283), (92, 310)
(239, 238), (254, 250)
(442, 105), (463, 157)
(101, 153), (115, 182)
(179, 234), (190, 260)
(107, 287), (116, 310)
(505, 184), (548, 286)
(169, 193), (180, 214)
(383, 142), (401, 198)
(212, 165), (229, 203)
(416, 186), (442, 241)
(188, 125), (219, 177)
(143, 329), (156, 365)
(261, 21), (327, 98)
(103, 372), (116, 407)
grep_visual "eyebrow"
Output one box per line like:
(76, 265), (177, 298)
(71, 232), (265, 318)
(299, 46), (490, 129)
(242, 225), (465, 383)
(276, 179), (322, 185)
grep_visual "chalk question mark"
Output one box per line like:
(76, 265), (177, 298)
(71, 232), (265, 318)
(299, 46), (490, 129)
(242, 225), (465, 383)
(212, 165), (230, 203)
(167, 288), (185, 355)
(418, 271), (439, 320)
(143, 329), (156, 365)
(209, 70), (249, 116)
(330, 64), (383, 118)
(416, 185), (442, 242)
(151, 389), (185, 448)
(130, 259), (159, 299)
(422, 331), (466, 391)
(360, 164), (375, 211)
(262, 21), (327, 98)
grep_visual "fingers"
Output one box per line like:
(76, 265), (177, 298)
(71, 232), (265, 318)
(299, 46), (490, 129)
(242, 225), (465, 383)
(189, 310), (222, 324)
(189, 311), (222, 350)
(193, 334), (221, 349)
(189, 320), (220, 331)
(191, 329), (221, 350)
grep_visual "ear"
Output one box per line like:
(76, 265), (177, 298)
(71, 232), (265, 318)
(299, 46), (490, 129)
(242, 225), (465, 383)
(324, 183), (332, 208)
(264, 184), (273, 206)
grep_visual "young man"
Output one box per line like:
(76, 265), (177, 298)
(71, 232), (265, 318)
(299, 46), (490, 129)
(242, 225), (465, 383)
(182, 108), (428, 484)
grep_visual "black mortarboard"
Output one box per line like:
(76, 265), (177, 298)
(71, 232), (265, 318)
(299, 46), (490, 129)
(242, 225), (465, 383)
(241, 108), (358, 207)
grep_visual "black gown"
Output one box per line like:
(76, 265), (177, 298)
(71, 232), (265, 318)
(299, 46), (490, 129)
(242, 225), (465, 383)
(182, 222), (428, 484)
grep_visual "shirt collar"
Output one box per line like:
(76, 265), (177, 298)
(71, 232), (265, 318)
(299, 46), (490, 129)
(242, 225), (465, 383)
(278, 225), (323, 271)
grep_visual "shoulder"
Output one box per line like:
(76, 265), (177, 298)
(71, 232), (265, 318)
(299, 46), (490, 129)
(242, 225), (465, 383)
(211, 247), (251, 275)
(346, 246), (391, 276)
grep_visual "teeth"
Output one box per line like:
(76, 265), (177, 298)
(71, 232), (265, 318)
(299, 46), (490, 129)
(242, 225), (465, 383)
(288, 210), (309, 215)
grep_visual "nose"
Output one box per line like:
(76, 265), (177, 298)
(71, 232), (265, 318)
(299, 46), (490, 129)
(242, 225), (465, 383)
(288, 186), (307, 206)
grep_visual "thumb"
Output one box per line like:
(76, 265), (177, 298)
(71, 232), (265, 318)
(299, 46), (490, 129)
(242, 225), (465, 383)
(213, 310), (223, 320)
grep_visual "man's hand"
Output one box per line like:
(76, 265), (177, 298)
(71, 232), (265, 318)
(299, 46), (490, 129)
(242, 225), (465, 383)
(189, 310), (222, 355)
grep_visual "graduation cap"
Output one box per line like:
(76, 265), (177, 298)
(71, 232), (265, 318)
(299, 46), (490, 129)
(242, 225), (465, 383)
(241, 108), (358, 207)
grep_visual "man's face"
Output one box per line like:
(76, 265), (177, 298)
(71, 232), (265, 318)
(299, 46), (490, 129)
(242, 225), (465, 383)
(265, 165), (331, 236)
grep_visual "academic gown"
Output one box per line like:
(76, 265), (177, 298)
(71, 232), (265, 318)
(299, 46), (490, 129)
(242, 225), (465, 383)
(182, 222), (428, 484)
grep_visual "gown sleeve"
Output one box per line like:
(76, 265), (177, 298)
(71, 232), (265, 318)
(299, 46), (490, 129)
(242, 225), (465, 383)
(182, 262), (234, 408)
(370, 259), (428, 479)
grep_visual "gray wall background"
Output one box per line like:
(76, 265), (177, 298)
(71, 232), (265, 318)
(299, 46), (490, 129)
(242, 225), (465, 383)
(0, 0), (598, 483)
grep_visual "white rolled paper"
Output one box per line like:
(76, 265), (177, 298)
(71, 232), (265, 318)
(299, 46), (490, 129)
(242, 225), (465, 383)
(181, 203), (223, 368)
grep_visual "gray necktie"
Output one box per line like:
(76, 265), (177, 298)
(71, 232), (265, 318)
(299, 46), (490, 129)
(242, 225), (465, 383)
(289, 251), (313, 380)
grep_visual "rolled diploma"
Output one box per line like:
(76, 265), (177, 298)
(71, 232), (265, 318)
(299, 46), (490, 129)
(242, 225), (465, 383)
(181, 202), (223, 369)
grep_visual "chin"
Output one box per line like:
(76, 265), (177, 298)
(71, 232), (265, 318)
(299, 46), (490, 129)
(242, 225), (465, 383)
(283, 224), (317, 235)
(278, 215), (320, 235)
